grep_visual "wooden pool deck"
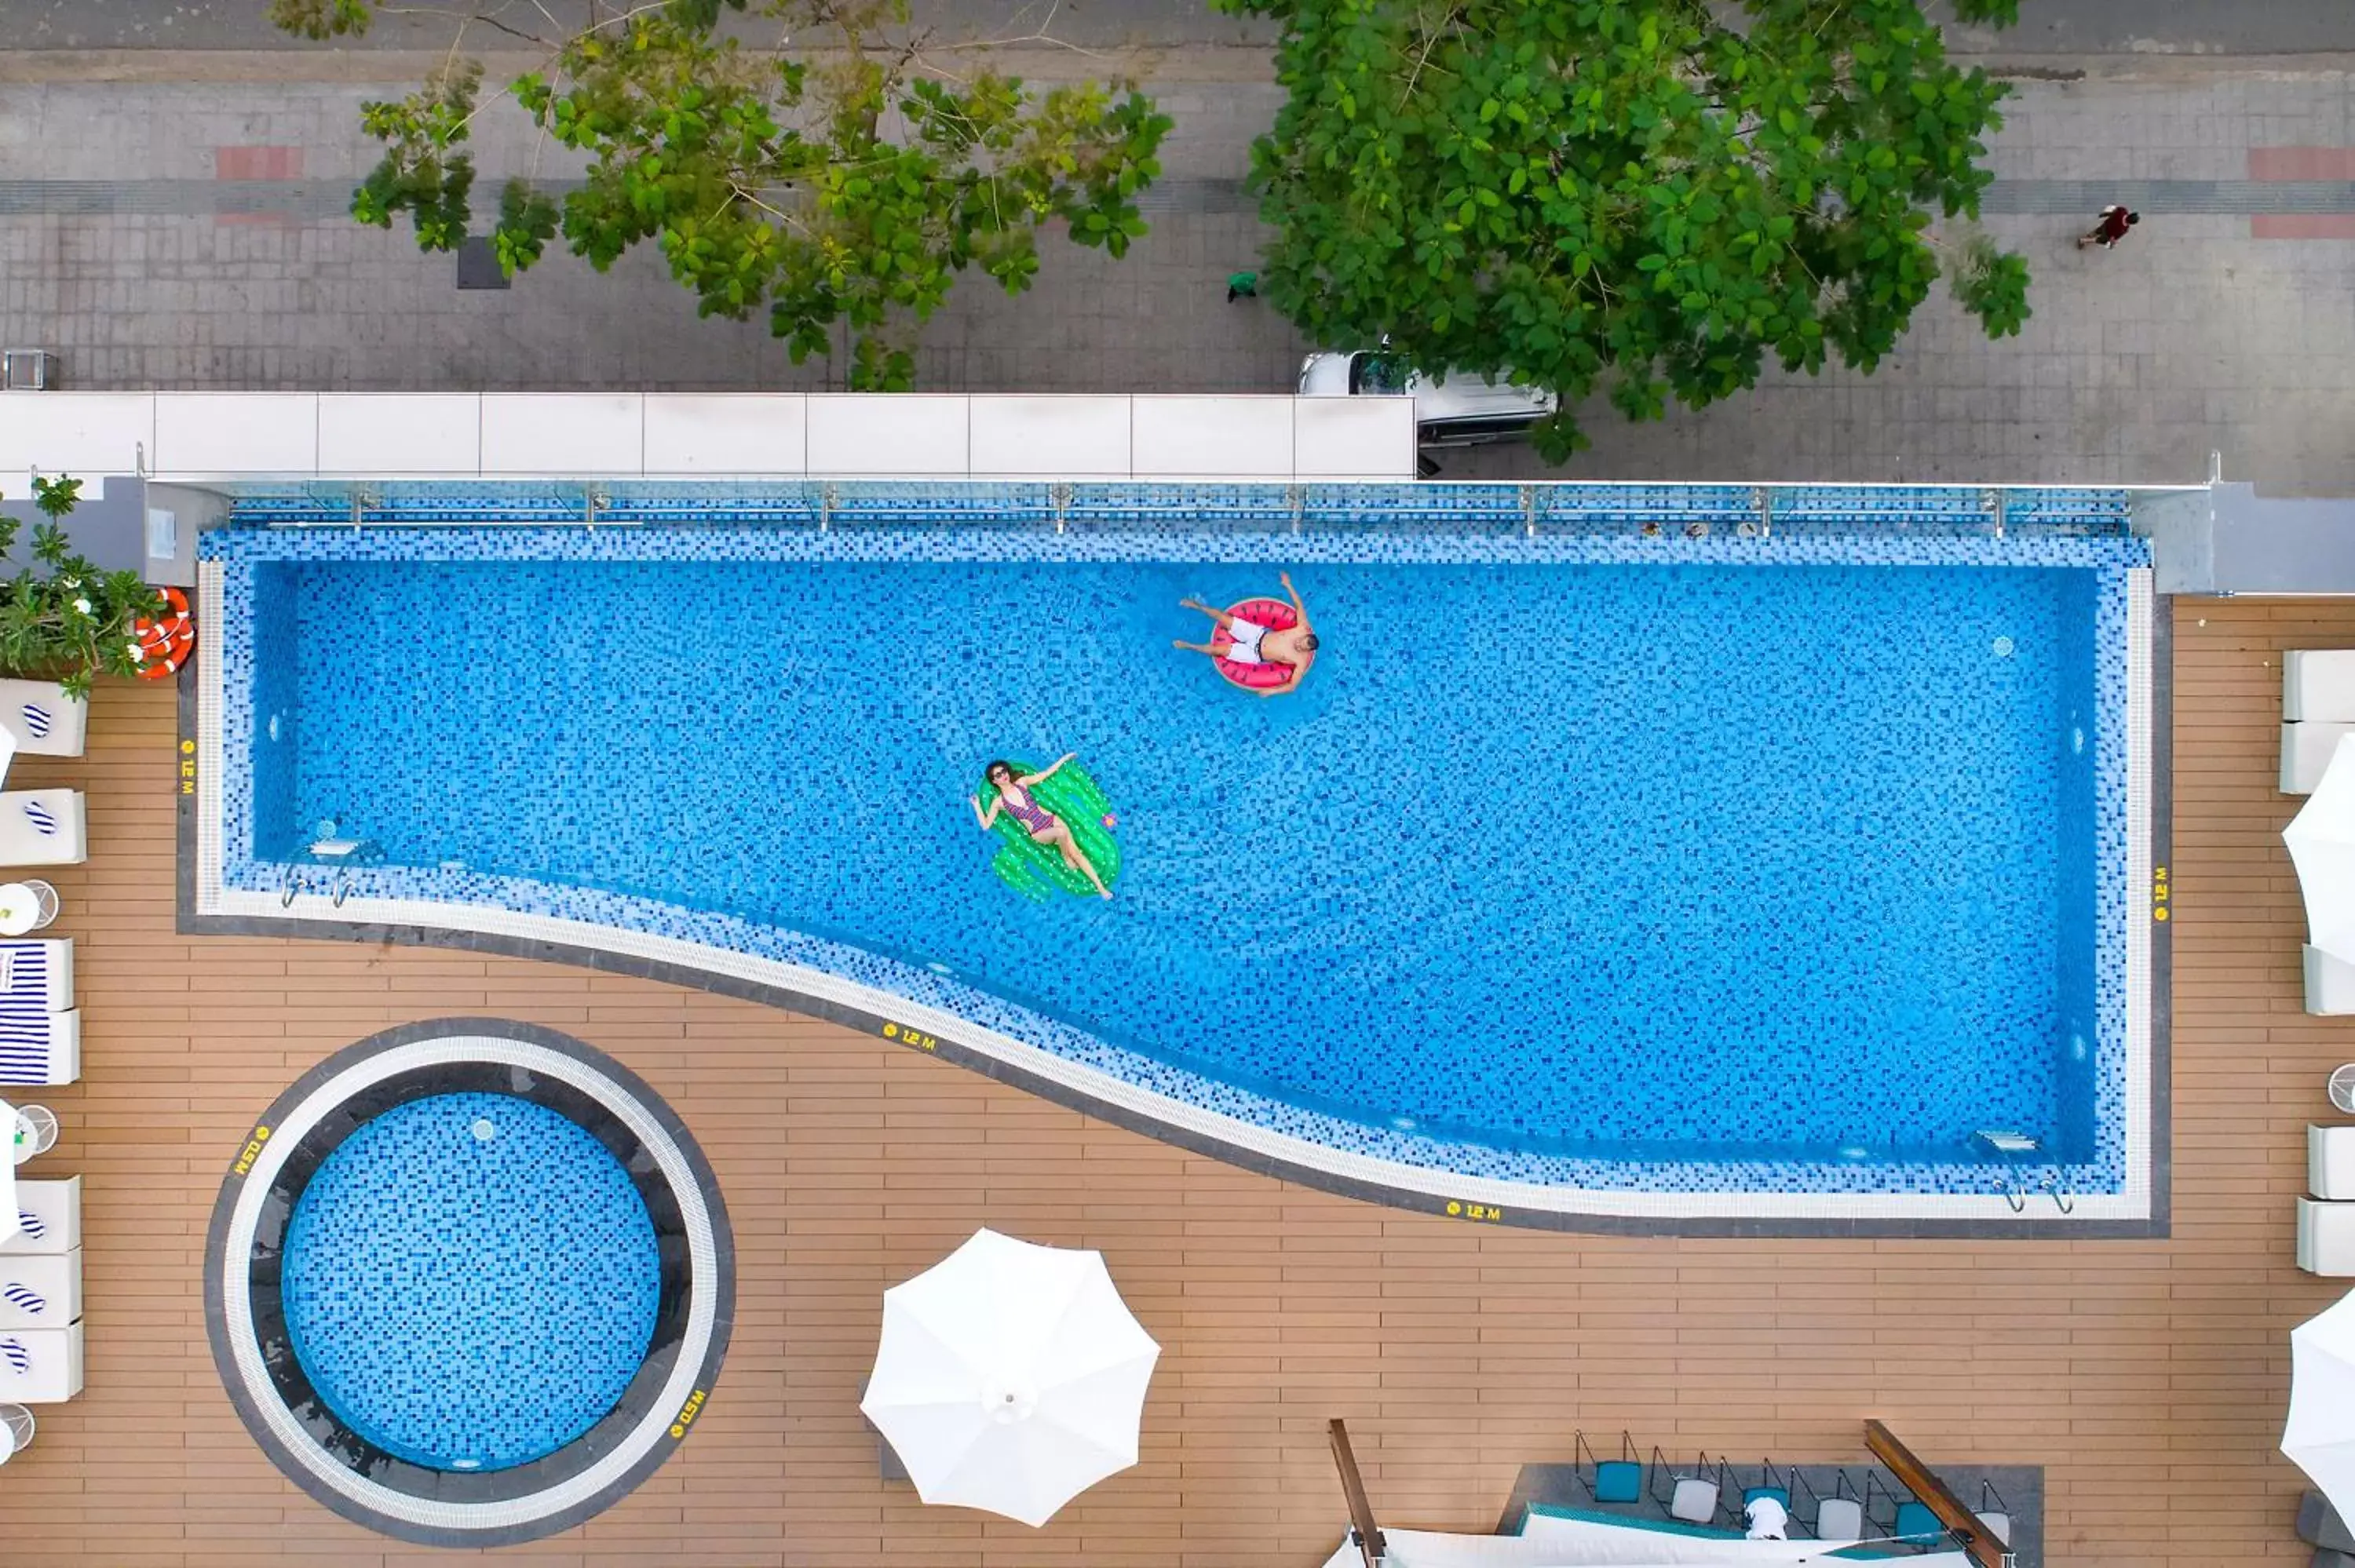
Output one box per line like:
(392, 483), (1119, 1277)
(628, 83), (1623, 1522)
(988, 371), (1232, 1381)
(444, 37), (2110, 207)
(0, 594), (2345, 1566)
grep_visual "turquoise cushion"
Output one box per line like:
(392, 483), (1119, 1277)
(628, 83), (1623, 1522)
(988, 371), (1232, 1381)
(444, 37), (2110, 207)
(1595, 1460), (1642, 1504)
(1894, 1501), (1944, 1540)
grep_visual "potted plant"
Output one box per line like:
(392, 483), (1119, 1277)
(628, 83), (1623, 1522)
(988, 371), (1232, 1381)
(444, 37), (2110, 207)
(0, 474), (169, 698)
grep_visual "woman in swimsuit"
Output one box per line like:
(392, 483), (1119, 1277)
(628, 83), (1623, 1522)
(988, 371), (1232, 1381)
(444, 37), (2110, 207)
(969, 755), (1114, 900)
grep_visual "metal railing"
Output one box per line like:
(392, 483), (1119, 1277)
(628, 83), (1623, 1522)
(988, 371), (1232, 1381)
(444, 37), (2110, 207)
(214, 477), (2141, 538)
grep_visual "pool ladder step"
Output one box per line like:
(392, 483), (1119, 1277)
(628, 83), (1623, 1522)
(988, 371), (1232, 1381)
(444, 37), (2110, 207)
(1973, 1129), (2075, 1215)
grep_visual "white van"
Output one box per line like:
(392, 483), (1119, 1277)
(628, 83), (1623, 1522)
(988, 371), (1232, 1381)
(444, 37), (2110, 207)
(1296, 350), (1557, 447)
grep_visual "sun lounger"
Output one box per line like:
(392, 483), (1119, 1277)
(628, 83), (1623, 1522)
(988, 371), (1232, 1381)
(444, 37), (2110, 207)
(0, 1250), (79, 1329)
(2316, 1127), (2355, 1201)
(2289, 651), (2355, 724)
(0, 791), (83, 867)
(0, 1176), (80, 1256)
(2287, 724), (2355, 795)
(2300, 1197), (2355, 1276)
(0, 680), (86, 759)
(0, 1321), (82, 1402)
(2311, 947), (2355, 1016)
(0, 941), (75, 1087)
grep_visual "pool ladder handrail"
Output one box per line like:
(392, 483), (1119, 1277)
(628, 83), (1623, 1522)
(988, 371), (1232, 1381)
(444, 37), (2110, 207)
(280, 869), (356, 908)
(1975, 1129), (2072, 1215)
(1991, 1168), (2073, 1216)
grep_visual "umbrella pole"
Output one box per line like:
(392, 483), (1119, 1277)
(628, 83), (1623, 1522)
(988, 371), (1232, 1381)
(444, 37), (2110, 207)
(1864, 1419), (2013, 1568)
(1328, 1418), (1386, 1567)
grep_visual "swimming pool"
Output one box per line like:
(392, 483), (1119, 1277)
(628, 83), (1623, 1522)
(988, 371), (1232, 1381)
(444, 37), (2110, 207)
(195, 493), (2155, 1228)
(282, 1092), (659, 1472)
(206, 1022), (734, 1546)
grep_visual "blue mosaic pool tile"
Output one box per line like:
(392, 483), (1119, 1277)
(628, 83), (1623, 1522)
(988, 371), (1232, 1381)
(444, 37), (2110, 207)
(280, 1092), (659, 1471)
(206, 491), (2141, 1201)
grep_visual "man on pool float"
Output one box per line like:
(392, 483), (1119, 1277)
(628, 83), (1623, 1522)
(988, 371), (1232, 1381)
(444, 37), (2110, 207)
(1174, 571), (1318, 696)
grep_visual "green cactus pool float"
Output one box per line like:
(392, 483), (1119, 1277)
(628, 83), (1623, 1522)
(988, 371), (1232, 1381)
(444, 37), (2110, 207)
(979, 762), (1121, 901)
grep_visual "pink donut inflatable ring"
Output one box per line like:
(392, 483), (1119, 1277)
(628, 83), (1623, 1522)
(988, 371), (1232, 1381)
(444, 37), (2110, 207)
(1210, 596), (1298, 690)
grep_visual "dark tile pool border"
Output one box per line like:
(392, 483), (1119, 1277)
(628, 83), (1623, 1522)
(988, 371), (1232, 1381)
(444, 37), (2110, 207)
(179, 545), (2166, 1240)
(199, 1016), (737, 1547)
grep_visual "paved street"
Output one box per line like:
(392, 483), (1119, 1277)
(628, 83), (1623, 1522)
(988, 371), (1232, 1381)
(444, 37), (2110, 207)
(1, 42), (2353, 491)
(9, 0), (2355, 55)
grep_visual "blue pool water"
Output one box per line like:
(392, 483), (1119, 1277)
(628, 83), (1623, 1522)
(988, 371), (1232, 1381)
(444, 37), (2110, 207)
(280, 1092), (661, 1471)
(247, 551), (2106, 1166)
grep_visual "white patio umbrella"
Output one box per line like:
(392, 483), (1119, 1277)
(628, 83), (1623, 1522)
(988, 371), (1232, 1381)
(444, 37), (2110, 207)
(2287, 1286), (2355, 1525)
(860, 1227), (1160, 1528)
(2287, 733), (2355, 965)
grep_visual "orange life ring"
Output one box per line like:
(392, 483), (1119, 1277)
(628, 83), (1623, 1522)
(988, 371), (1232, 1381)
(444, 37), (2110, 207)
(132, 586), (195, 680)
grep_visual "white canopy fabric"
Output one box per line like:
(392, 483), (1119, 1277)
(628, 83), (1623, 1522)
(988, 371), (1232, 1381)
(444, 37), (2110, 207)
(2286, 734), (2355, 964)
(859, 1227), (1160, 1528)
(1315, 1526), (1973, 1568)
(2286, 1286), (2355, 1525)
(1522, 1511), (1864, 1561)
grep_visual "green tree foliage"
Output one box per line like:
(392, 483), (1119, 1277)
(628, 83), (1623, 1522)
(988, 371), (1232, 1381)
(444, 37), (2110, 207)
(0, 476), (162, 698)
(276, 0), (1173, 389)
(1226, 0), (2032, 461)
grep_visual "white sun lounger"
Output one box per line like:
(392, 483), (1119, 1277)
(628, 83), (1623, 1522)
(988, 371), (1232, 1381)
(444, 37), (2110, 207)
(0, 1321), (82, 1402)
(2289, 651), (2355, 723)
(2287, 724), (2355, 794)
(0, 943), (76, 1088)
(0, 792), (83, 868)
(2311, 947), (2355, 1016)
(0, 681), (86, 759)
(0, 1177), (81, 1256)
(0, 1250), (79, 1329)
(2301, 1197), (2355, 1276)
(2284, 652), (2355, 793)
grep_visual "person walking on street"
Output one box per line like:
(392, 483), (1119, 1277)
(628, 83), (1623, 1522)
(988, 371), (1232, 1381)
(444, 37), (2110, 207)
(1225, 270), (1259, 302)
(2078, 205), (2139, 250)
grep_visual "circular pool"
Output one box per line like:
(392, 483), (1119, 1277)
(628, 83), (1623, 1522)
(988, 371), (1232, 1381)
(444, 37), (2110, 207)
(206, 1021), (733, 1547)
(281, 1092), (662, 1472)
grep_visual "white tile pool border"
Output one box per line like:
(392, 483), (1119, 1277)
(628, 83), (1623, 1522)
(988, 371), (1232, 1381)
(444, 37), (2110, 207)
(193, 558), (2155, 1227)
(212, 1030), (724, 1533)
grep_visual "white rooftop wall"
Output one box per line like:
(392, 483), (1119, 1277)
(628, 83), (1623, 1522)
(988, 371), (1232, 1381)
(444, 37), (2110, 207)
(0, 392), (1416, 493)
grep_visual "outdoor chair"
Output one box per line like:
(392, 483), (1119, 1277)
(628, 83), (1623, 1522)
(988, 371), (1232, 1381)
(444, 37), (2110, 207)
(1862, 1471), (1911, 1538)
(0, 1402), (31, 1463)
(1790, 1469), (1865, 1535)
(1740, 1459), (1793, 1512)
(1815, 1495), (1864, 1540)
(1893, 1500), (1948, 1543)
(1574, 1430), (1645, 1505)
(0, 792), (82, 868)
(1976, 1479), (2012, 1547)
(1649, 1449), (1725, 1526)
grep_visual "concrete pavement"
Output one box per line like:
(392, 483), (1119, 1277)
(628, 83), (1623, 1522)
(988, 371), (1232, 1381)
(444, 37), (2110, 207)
(9, 0), (2355, 56)
(1, 51), (2353, 491)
